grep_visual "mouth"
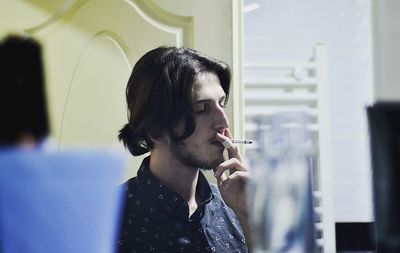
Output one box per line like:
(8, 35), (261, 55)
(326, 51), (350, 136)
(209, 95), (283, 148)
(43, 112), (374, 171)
(210, 140), (224, 149)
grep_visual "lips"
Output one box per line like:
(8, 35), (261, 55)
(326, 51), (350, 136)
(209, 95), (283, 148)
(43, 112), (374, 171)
(211, 140), (224, 149)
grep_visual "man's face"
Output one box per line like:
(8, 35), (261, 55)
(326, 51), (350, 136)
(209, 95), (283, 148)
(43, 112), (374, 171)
(169, 71), (229, 170)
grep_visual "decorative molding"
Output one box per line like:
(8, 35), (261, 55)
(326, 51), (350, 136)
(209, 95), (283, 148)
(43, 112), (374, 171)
(125, 0), (193, 47)
(24, 0), (87, 35)
(24, 0), (193, 47)
(58, 31), (131, 145)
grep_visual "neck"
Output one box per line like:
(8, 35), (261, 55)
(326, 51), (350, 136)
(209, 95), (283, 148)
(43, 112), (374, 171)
(149, 148), (199, 205)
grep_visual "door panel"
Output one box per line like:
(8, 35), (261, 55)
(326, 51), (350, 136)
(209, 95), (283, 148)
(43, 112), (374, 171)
(59, 34), (130, 146)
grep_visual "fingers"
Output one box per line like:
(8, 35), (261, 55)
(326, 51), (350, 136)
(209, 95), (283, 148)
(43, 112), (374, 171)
(224, 128), (234, 139)
(216, 171), (249, 191)
(221, 139), (233, 149)
(216, 130), (242, 161)
(214, 158), (245, 178)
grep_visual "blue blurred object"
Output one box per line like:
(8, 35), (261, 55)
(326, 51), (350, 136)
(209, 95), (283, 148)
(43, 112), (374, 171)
(0, 148), (124, 253)
(246, 112), (316, 253)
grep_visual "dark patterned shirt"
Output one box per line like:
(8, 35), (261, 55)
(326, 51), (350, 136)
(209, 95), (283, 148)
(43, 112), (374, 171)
(118, 156), (248, 253)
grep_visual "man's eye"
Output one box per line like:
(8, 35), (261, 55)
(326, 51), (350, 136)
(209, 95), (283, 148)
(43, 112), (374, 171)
(194, 105), (206, 113)
(219, 103), (226, 109)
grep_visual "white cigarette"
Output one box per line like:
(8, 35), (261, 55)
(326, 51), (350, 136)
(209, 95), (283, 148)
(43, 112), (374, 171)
(231, 139), (253, 144)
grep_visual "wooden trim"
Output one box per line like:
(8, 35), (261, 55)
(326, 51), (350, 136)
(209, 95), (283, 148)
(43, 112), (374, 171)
(231, 0), (245, 153)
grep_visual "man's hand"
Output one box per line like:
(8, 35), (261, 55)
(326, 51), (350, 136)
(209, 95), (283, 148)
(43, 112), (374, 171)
(214, 129), (249, 218)
(214, 129), (253, 251)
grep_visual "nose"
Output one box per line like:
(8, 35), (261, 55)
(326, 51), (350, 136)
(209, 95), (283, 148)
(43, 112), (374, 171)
(213, 103), (230, 132)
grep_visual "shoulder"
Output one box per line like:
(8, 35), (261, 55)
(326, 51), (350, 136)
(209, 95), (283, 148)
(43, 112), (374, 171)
(121, 176), (140, 194)
(119, 176), (144, 210)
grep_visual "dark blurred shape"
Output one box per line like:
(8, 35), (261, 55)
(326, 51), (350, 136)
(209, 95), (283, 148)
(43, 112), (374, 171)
(367, 102), (400, 253)
(336, 222), (375, 252)
(0, 36), (49, 146)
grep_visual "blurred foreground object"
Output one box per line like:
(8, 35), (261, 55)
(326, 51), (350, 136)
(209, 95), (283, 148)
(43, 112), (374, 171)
(0, 36), (125, 253)
(0, 148), (124, 253)
(367, 102), (400, 253)
(0, 36), (49, 146)
(247, 112), (316, 253)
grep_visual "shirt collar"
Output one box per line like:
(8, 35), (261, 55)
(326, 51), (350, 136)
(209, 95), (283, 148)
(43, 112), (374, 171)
(136, 156), (213, 220)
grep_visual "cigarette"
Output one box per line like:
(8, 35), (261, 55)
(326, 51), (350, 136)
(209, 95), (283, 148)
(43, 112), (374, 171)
(231, 139), (253, 144)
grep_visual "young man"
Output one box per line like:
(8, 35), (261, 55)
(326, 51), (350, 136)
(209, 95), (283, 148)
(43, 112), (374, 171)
(118, 47), (250, 253)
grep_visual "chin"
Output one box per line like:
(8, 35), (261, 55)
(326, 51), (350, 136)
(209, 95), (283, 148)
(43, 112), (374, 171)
(170, 142), (225, 170)
(208, 156), (225, 170)
(194, 154), (224, 171)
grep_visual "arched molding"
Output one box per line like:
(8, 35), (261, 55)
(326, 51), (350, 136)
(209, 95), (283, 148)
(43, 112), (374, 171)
(24, 0), (193, 47)
(58, 31), (131, 146)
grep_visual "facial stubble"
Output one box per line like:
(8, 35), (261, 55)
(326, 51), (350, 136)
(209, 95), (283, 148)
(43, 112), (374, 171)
(170, 140), (224, 171)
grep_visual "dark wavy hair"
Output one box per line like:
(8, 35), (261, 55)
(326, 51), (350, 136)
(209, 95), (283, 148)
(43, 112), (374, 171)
(0, 36), (49, 146)
(118, 47), (231, 156)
